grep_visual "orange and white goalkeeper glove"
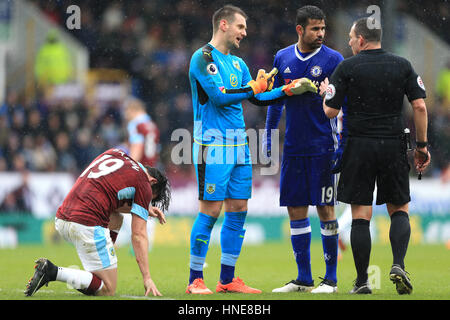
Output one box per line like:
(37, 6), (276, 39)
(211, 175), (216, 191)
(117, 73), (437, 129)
(248, 69), (269, 94)
(282, 78), (318, 96)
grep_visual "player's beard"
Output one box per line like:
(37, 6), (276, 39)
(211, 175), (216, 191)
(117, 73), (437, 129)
(302, 33), (323, 51)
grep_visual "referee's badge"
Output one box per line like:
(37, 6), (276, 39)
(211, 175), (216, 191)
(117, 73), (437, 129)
(206, 63), (218, 75)
(206, 183), (216, 194)
(325, 84), (336, 100)
(310, 65), (322, 77)
(417, 76), (426, 91)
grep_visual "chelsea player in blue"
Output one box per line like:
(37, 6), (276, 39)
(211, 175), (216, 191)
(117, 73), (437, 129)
(266, 6), (344, 294)
(186, 5), (316, 294)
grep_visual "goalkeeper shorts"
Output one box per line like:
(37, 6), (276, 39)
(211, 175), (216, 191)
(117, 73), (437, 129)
(193, 142), (252, 201)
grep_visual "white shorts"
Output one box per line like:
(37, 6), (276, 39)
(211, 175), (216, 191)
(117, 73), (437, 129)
(55, 218), (118, 272)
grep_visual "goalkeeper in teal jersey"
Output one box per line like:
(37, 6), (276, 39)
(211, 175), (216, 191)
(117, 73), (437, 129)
(186, 5), (317, 294)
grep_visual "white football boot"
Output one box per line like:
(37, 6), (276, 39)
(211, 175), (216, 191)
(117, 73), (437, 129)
(272, 280), (314, 293)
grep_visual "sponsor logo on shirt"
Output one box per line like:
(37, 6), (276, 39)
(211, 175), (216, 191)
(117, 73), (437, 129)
(230, 74), (238, 87)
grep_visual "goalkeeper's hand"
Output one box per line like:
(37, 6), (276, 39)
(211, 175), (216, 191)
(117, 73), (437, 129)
(248, 69), (269, 94)
(282, 78), (318, 96)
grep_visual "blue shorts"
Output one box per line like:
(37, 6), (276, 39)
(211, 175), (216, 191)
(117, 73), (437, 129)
(280, 153), (337, 207)
(193, 143), (252, 201)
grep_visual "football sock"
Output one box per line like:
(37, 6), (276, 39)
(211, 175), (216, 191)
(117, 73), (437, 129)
(189, 212), (217, 284)
(290, 218), (313, 285)
(56, 267), (103, 295)
(350, 219), (371, 286)
(320, 219), (339, 283)
(389, 211), (410, 269)
(220, 211), (247, 285)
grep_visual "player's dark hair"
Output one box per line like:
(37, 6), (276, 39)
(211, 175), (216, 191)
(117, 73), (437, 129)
(353, 17), (382, 43)
(145, 166), (171, 213)
(212, 5), (248, 33)
(296, 5), (325, 29)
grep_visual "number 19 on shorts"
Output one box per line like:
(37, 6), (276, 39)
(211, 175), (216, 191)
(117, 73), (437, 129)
(321, 186), (334, 204)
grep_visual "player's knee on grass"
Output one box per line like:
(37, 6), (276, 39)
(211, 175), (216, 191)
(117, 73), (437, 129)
(97, 284), (115, 296)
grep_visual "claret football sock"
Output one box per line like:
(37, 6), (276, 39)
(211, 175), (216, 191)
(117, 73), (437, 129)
(389, 211), (410, 270)
(220, 211), (247, 285)
(320, 220), (339, 283)
(189, 212), (217, 284)
(290, 218), (313, 285)
(351, 219), (371, 286)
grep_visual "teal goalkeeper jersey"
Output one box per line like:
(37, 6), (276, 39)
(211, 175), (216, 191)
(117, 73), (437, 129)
(189, 43), (285, 146)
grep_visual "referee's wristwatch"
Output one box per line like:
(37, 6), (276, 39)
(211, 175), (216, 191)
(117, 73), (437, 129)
(416, 141), (428, 148)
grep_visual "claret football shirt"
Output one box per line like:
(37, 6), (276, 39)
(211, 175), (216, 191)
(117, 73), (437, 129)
(56, 148), (153, 227)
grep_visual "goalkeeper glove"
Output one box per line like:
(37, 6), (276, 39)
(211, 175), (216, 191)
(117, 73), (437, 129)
(266, 67), (278, 91)
(282, 78), (318, 96)
(248, 69), (269, 94)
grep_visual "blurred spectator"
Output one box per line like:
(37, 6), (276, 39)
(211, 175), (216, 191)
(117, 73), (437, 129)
(0, 0), (446, 182)
(0, 171), (33, 214)
(34, 30), (73, 88)
(54, 132), (77, 172)
(0, 90), (25, 128)
(436, 58), (450, 108)
(30, 134), (57, 171)
(124, 97), (160, 167)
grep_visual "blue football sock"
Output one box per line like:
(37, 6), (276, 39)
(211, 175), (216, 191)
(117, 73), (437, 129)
(320, 220), (339, 283)
(189, 212), (217, 284)
(220, 211), (247, 284)
(290, 218), (313, 285)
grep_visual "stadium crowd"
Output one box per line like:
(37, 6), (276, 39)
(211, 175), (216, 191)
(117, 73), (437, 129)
(0, 0), (449, 184)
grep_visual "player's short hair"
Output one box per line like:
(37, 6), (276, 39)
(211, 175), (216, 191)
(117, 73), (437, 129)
(296, 5), (326, 29)
(353, 17), (382, 43)
(212, 5), (248, 34)
(145, 166), (171, 212)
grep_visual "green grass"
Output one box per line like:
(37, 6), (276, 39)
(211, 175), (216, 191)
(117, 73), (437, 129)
(1, 241), (449, 300)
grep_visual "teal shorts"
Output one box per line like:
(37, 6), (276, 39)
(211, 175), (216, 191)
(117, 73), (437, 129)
(193, 142), (252, 201)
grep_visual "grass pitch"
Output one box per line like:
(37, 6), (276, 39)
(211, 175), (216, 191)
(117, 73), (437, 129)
(1, 241), (449, 301)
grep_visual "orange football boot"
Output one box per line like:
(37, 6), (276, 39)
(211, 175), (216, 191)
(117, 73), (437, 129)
(216, 277), (262, 293)
(185, 278), (213, 294)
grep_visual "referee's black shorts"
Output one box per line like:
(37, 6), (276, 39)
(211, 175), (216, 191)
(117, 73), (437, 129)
(337, 136), (411, 206)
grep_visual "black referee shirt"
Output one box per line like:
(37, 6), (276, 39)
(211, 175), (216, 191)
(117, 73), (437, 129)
(325, 49), (426, 138)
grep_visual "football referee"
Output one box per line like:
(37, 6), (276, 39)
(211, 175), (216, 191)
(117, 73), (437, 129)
(319, 17), (431, 295)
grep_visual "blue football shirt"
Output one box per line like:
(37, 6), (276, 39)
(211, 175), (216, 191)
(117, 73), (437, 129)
(190, 43), (286, 146)
(266, 44), (344, 156)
